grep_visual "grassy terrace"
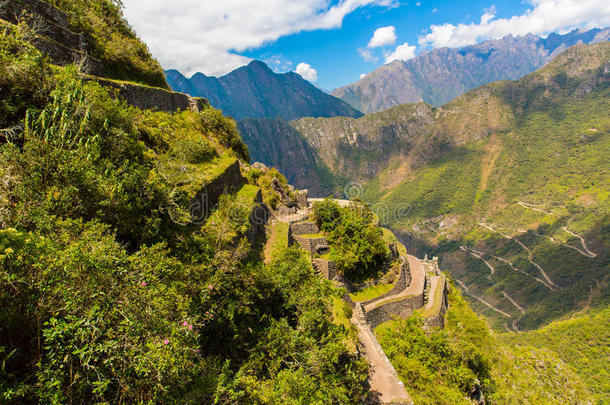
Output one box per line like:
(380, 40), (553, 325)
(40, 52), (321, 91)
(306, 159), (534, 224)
(381, 227), (407, 256)
(160, 153), (237, 195)
(264, 221), (289, 263)
(350, 282), (394, 302)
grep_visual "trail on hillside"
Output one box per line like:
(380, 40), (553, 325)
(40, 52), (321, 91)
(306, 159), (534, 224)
(478, 223), (560, 289)
(562, 227), (598, 258)
(518, 201), (556, 216)
(455, 279), (512, 318)
(461, 243), (556, 290)
(502, 291), (525, 314)
(460, 246), (495, 277)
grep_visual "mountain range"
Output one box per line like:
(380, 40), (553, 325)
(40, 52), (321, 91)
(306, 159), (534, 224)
(240, 41), (610, 334)
(332, 28), (610, 113)
(166, 61), (362, 120)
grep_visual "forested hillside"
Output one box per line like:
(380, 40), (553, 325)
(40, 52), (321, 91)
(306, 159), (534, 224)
(0, 7), (370, 402)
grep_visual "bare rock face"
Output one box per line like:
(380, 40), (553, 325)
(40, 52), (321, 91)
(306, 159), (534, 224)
(332, 28), (610, 113)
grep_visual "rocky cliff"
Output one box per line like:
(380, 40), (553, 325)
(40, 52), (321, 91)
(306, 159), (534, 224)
(332, 28), (610, 113)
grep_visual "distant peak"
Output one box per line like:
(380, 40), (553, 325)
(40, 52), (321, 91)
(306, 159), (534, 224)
(247, 60), (273, 73)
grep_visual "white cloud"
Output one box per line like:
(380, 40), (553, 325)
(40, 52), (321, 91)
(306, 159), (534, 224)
(384, 42), (416, 63)
(358, 47), (378, 62)
(368, 26), (397, 47)
(122, 0), (398, 77)
(295, 62), (318, 82)
(360, 73), (366, 79)
(419, 0), (610, 49)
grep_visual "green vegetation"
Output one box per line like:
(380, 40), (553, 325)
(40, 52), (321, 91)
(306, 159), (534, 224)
(349, 282), (394, 302)
(377, 285), (590, 404)
(361, 42), (610, 331)
(313, 198), (388, 283)
(0, 25), (370, 403)
(264, 221), (289, 262)
(53, 0), (168, 87)
(502, 306), (610, 404)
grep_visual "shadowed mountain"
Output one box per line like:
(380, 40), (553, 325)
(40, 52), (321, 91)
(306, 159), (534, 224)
(166, 61), (363, 120)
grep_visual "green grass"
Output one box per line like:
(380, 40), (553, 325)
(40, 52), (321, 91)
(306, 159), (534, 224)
(161, 153), (237, 195)
(501, 306), (610, 403)
(349, 282), (394, 302)
(264, 221), (289, 262)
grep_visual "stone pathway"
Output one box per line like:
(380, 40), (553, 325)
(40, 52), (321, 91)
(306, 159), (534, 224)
(364, 255), (426, 313)
(352, 306), (413, 404)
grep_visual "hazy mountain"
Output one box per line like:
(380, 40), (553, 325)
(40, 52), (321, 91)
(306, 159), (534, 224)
(332, 28), (610, 113)
(166, 61), (362, 120)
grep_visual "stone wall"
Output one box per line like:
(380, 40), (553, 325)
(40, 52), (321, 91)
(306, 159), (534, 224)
(313, 258), (339, 280)
(247, 189), (270, 245)
(290, 221), (319, 235)
(95, 78), (209, 113)
(361, 256), (410, 307)
(365, 294), (425, 330)
(1, 0), (104, 76)
(293, 235), (328, 256)
(190, 159), (245, 223)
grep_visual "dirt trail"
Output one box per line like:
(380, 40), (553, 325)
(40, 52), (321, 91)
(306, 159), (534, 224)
(562, 227), (597, 258)
(455, 279), (512, 318)
(478, 223), (559, 289)
(518, 201), (556, 216)
(502, 291), (525, 314)
(460, 246), (495, 277)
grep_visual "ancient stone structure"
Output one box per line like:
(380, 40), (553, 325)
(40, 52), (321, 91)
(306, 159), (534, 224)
(312, 258), (339, 280)
(190, 159), (245, 224)
(95, 78), (209, 113)
(1, 0), (104, 76)
(0, 0), (209, 113)
(361, 257), (410, 307)
(247, 189), (270, 245)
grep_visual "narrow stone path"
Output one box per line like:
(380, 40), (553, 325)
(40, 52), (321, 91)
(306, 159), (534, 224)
(478, 223), (559, 289)
(364, 254), (426, 313)
(352, 306), (413, 404)
(455, 279), (512, 318)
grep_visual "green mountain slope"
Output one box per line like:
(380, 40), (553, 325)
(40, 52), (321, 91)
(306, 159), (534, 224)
(248, 42), (609, 332)
(0, 15), (370, 404)
(362, 42), (610, 331)
(502, 306), (610, 404)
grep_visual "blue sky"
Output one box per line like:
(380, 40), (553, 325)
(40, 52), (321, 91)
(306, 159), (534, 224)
(123, 0), (610, 90)
(242, 0), (531, 90)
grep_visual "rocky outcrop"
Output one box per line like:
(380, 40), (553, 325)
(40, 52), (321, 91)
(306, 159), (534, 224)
(1, 0), (104, 76)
